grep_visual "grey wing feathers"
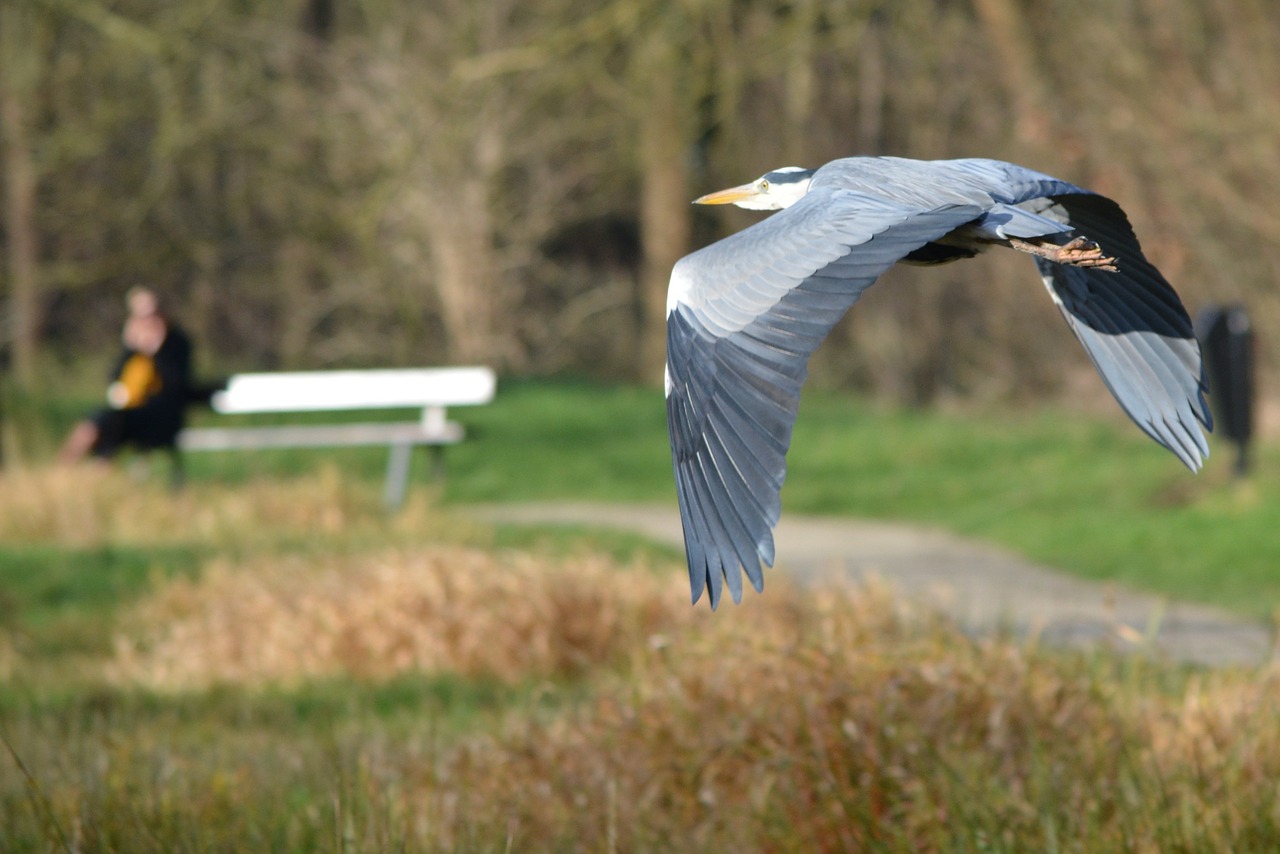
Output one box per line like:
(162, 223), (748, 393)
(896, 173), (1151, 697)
(666, 191), (984, 608)
(667, 157), (1211, 611)
(1033, 193), (1212, 469)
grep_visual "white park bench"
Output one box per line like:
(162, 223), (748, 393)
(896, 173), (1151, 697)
(177, 366), (496, 507)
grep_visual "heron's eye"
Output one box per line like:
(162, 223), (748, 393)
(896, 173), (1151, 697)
(758, 179), (770, 192)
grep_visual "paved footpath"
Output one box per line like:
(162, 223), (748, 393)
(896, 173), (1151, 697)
(469, 502), (1274, 668)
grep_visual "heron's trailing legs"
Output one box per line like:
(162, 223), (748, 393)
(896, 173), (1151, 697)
(1007, 235), (1118, 272)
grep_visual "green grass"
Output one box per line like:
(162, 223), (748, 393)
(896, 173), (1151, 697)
(0, 545), (204, 668)
(19, 377), (1280, 615)
(6, 544), (1277, 850)
(3, 384), (1280, 849)
(432, 378), (1280, 618)
(487, 522), (685, 565)
(0, 673), (546, 851)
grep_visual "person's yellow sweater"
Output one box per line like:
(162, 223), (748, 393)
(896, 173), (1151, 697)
(109, 354), (162, 409)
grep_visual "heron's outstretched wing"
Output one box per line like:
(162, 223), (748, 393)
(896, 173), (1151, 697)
(666, 188), (983, 608)
(1029, 193), (1212, 470)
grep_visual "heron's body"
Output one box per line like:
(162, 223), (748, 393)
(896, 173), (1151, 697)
(665, 156), (1211, 608)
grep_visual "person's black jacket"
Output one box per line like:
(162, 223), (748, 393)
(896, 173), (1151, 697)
(104, 323), (193, 449)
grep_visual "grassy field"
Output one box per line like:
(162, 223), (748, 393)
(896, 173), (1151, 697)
(122, 377), (1277, 617)
(0, 469), (1279, 850)
(12, 376), (1280, 614)
(3, 378), (1280, 849)
(472, 381), (1280, 617)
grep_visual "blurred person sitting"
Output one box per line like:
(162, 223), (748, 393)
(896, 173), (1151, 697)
(58, 286), (194, 465)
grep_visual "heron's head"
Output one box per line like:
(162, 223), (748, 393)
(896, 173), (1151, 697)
(693, 167), (815, 211)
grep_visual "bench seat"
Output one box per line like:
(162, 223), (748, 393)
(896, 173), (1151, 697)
(177, 366), (494, 507)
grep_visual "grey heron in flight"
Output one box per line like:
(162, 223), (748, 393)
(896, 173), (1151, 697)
(665, 156), (1212, 609)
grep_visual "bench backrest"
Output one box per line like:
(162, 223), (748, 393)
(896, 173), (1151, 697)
(211, 366), (496, 415)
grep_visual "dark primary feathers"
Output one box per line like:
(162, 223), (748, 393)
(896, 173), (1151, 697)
(664, 156), (1211, 609)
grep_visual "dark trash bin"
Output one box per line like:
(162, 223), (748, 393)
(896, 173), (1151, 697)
(1195, 304), (1255, 476)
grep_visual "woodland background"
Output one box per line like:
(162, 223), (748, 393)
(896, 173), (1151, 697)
(2, 0), (1278, 409)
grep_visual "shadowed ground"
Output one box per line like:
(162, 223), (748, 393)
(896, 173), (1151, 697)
(469, 502), (1274, 667)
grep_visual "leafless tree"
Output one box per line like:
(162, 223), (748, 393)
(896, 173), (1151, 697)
(3, 0), (1278, 417)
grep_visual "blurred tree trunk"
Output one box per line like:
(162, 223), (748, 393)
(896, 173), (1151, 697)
(426, 172), (501, 365)
(971, 0), (1052, 147)
(636, 39), (692, 385)
(0, 4), (41, 388)
(855, 20), (886, 152)
(414, 78), (509, 367)
(782, 0), (820, 161)
(275, 10), (333, 367)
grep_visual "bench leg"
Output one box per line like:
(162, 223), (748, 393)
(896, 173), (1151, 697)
(428, 445), (446, 480)
(168, 447), (186, 491)
(385, 441), (413, 509)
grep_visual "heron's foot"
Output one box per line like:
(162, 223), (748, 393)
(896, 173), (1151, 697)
(1056, 236), (1118, 271)
(1008, 235), (1118, 272)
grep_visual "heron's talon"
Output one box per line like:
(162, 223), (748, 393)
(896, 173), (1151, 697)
(1057, 238), (1118, 272)
(1007, 234), (1118, 271)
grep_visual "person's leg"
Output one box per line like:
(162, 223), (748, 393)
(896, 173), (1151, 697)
(57, 420), (101, 464)
(90, 408), (134, 460)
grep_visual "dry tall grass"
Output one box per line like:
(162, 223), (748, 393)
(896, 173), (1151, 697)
(0, 463), (470, 548)
(103, 533), (1280, 849)
(11, 463), (1280, 848)
(110, 546), (690, 688)
(407, 583), (1280, 850)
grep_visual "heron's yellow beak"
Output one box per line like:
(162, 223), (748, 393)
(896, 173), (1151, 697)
(692, 183), (758, 205)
